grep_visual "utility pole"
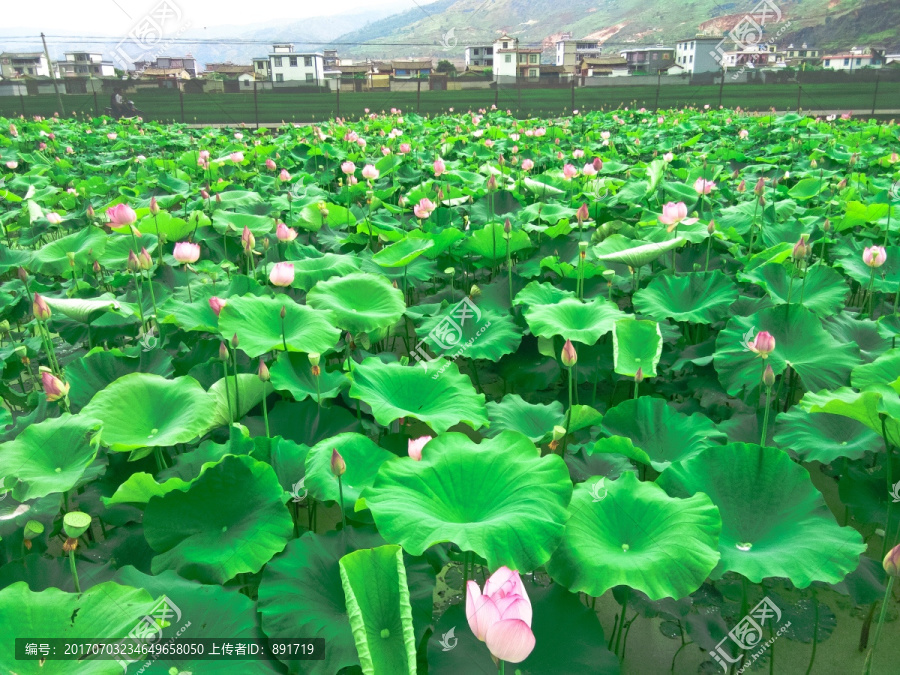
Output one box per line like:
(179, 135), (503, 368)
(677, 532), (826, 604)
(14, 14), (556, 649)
(41, 32), (65, 117)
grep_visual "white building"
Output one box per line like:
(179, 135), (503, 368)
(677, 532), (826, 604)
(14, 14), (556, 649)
(465, 45), (494, 69)
(0, 52), (52, 78)
(674, 36), (725, 74)
(821, 48), (884, 71)
(59, 52), (116, 77)
(254, 44), (325, 85)
(555, 39), (602, 71)
(493, 34), (542, 82)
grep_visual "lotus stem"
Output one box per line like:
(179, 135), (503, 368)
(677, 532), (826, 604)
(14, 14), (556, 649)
(498, 660), (505, 675)
(615, 588), (629, 658)
(462, 550), (470, 595)
(862, 577), (894, 675)
(153, 448), (167, 472)
(144, 270), (159, 326)
(68, 549), (81, 593)
(222, 361), (233, 424)
(704, 236), (712, 272)
(866, 267), (877, 318)
(153, 214), (163, 266)
(337, 474), (347, 529)
(506, 236), (513, 305)
(231, 351), (241, 421)
(805, 589), (819, 675)
(881, 417), (895, 557)
(130, 269), (147, 332)
(261, 389), (270, 437)
(761, 385), (772, 446)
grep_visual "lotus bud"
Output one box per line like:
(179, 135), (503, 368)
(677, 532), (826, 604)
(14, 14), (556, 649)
(208, 296), (227, 317)
(201, 189), (210, 200)
(67, 251), (76, 267)
(561, 339), (577, 367)
(33, 293), (51, 321)
(93, 260), (101, 274)
(127, 249), (141, 272)
(487, 174), (497, 192)
(258, 359), (270, 382)
(576, 203), (590, 223)
(18, 267), (28, 283)
(747, 330), (776, 358)
(838, 177), (847, 189)
(792, 236), (810, 261)
(634, 367), (644, 383)
(241, 225), (255, 253)
(884, 543), (900, 577)
(823, 218), (831, 233)
(707, 220), (716, 235)
(763, 364), (775, 388)
(737, 180), (746, 193)
(280, 305), (286, 320)
(504, 218), (512, 234)
(810, 158), (818, 168)
(231, 333), (239, 349)
(149, 197), (160, 216)
(219, 341), (229, 361)
(86, 204), (95, 218)
(754, 177), (765, 195)
(63, 511), (92, 539)
(330, 448), (346, 477)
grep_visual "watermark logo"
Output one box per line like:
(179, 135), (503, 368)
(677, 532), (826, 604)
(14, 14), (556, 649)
(438, 626), (458, 651)
(412, 297), (491, 378)
(289, 478), (308, 505)
(440, 28), (458, 51)
(138, 328), (158, 351)
(112, 1), (192, 71)
(589, 478), (608, 502)
(891, 479), (900, 503)
(709, 596), (790, 673)
(116, 595), (188, 672)
(706, 0), (792, 79)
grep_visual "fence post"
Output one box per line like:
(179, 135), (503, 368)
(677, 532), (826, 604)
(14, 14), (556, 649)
(571, 78), (575, 112)
(179, 88), (185, 124)
(92, 88), (99, 117)
(796, 83), (801, 113)
(655, 70), (661, 110)
(19, 93), (26, 116)
(417, 78), (421, 113)
(871, 72), (880, 115)
(718, 70), (725, 108)
(517, 81), (521, 114)
(253, 80), (259, 130)
(494, 83), (499, 109)
(336, 81), (340, 119)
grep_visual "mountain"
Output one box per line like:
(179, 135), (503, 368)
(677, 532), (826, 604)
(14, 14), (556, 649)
(329, 0), (900, 60)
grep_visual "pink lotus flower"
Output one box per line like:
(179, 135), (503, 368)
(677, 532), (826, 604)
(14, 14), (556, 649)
(278, 169), (291, 181)
(738, 129), (749, 139)
(863, 245), (887, 268)
(241, 225), (255, 253)
(45, 212), (62, 225)
(582, 163), (597, 177)
(694, 178), (715, 195)
(230, 151), (244, 163)
(509, 133), (520, 141)
(407, 435), (432, 461)
(663, 152), (674, 162)
(276, 222), (298, 242)
(357, 138), (367, 149)
(381, 146), (391, 156)
(198, 150), (210, 160)
(600, 131), (611, 140)
(265, 158), (277, 171)
(38, 142), (47, 150)
(362, 164), (379, 180)
(414, 198), (437, 219)
(658, 202), (697, 229)
(33, 293), (52, 320)
(106, 203), (137, 227)
(8, 124), (17, 137)
(562, 164), (577, 180)
(234, 132), (243, 140)
(42, 370), (70, 402)
(399, 143), (411, 154)
(6, 161), (18, 169)
(66, 146), (74, 154)
(347, 176), (358, 186)
(341, 161), (356, 175)
(173, 241), (200, 264)
(434, 157), (446, 176)
(573, 149), (585, 159)
(466, 566), (535, 664)
(107, 133), (117, 140)
(747, 330), (776, 358)
(208, 296), (227, 316)
(521, 158), (534, 171)
(269, 262), (295, 287)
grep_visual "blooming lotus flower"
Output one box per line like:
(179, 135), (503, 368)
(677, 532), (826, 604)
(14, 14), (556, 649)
(408, 435), (432, 461)
(663, 152), (674, 162)
(279, 169), (291, 181)
(562, 164), (577, 180)
(600, 131), (611, 140)
(173, 241), (200, 264)
(582, 162), (597, 177)
(747, 330), (775, 358)
(694, 178), (715, 195)
(573, 149), (585, 159)
(8, 124), (17, 137)
(362, 164), (379, 180)
(738, 129), (749, 139)
(658, 202), (697, 229)
(107, 133), (117, 140)
(863, 245), (887, 268)
(46, 212), (63, 224)
(466, 566), (535, 664)
(41, 369), (70, 402)
(276, 222), (298, 242)
(269, 262), (295, 287)
(341, 161), (356, 175)
(198, 150), (210, 160)
(521, 158), (534, 171)
(434, 157), (446, 176)
(414, 198), (437, 219)
(6, 161), (17, 169)
(208, 296), (227, 316)
(107, 203), (137, 227)
(230, 151), (244, 163)
(398, 143), (411, 154)
(265, 158), (277, 171)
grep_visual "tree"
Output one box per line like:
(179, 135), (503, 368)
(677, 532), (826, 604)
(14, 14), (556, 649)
(435, 59), (457, 74)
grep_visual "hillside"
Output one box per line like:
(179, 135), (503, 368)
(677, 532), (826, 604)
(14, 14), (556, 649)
(331, 0), (900, 60)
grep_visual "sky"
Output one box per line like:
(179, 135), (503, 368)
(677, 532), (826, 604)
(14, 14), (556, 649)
(3, 0), (419, 33)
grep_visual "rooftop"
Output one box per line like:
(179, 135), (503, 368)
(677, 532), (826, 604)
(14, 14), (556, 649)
(0, 52), (44, 58)
(620, 46), (674, 52)
(583, 56), (628, 66)
(392, 60), (432, 69)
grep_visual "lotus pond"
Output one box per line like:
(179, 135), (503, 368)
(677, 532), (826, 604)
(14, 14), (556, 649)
(0, 108), (899, 675)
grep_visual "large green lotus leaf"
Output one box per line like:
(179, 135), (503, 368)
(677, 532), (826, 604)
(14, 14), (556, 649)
(113, 566), (281, 674)
(714, 305), (860, 397)
(772, 407), (880, 463)
(524, 297), (625, 345)
(217, 295), (341, 358)
(799, 386), (900, 447)
(416, 307), (521, 361)
(372, 237), (434, 267)
(513, 280), (577, 307)
(81, 373), (217, 452)
(613, 318), (662, 378)
(823, 312), (892, 363)
(485, 394), (565, 442)
(658, 443), (866, 586)
(428, 584), (619, 675)
(102, 472), (194, 507)
(633, 271), (739, 324)
(136, 211), (194, 240)
(212, 210), (275, 236)
(347, 357), (488, 434)
(158, 275), (265, 333)
(364, 431), (572, 570)
(64, 347), (173, 409)
(742, 263), (848, 317)
(43, 294), (131, 324)
(548, 472), (720, 600)
(835, 245), (900, 293)
(594, 236), (685, 267)
(95, 232), (158, 270)
(28, 226), (107, 275)
(258, 527), (433, 675)
(307, 272), (406, 333)
(305, 432), (395, 518)
(597, 397), (723, 472)
(0, 414), (101, 501)
(0, 582), (160, 675)
(269, 351), (349, 402)
(287, 253), (360, 291)
(250, 435), (311, 493)
(143, 454), (292, 584)
(208, 373), (273, 426)
(339, 545), (417, 675)
(461, 222), (532, 262)
(851, 349), (900, 389)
